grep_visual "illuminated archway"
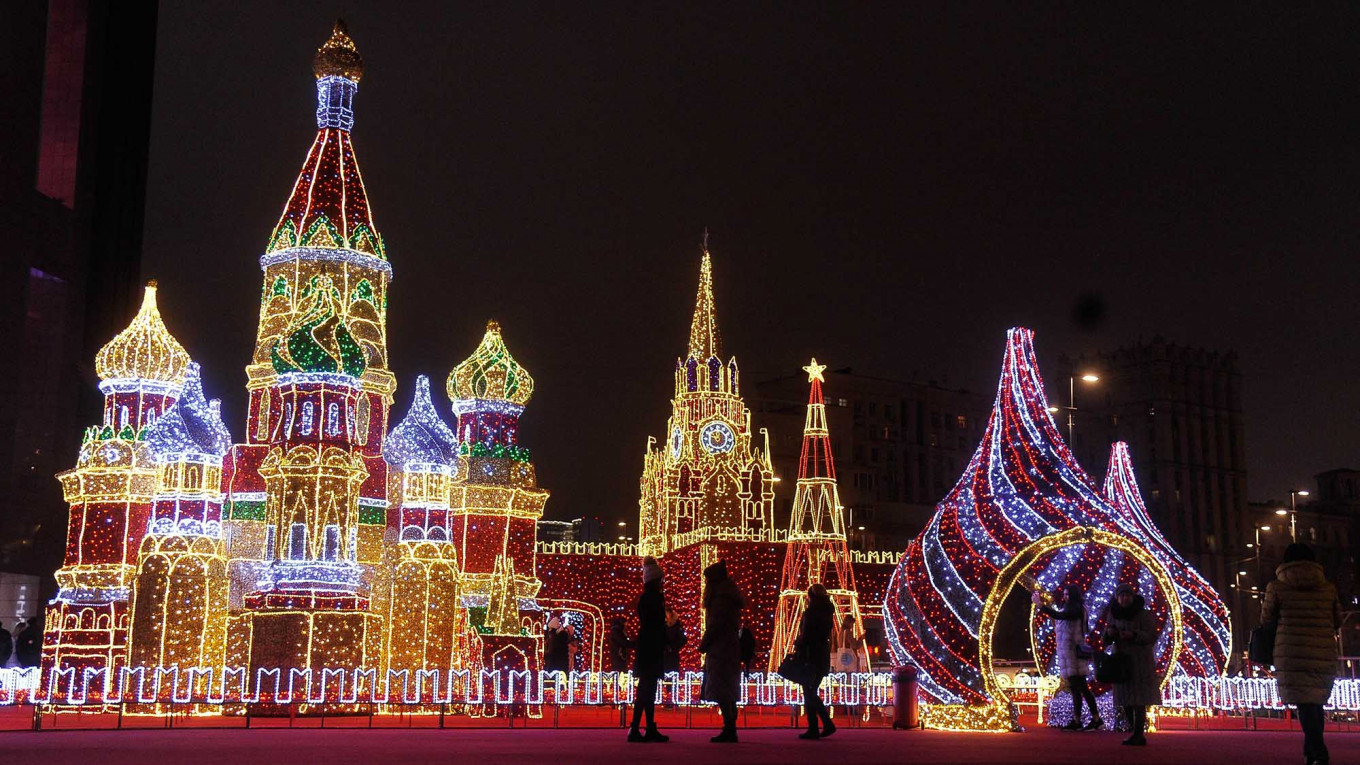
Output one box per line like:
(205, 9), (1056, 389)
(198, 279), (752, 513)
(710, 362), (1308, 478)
(925, 526), (1183, 731)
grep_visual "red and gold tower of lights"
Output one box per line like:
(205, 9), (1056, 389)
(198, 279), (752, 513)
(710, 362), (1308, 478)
(45, 282), (191, 694)
(768, 359), (865, 672)
(446, 321), (548, 678)
(223, 19), (392, 675)
(638, 243), (775, 557)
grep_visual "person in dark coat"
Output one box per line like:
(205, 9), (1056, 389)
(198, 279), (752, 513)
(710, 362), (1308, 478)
(628, 556), (669, 743)
(608, 617), (632, 672)
(543, 616), (572, 673)
(699, 559), (745, 743)
(0, 622), (11, 668)
(1102, 584), (1158, 746)
(15, 619), (41, 668)
(1034, 585), (1101, 730)
(1262, 543), (1342, 765)
(663, 607), (687, 675)
(795, 583), (836, 739)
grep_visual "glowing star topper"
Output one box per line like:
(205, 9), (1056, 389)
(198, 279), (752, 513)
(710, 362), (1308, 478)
(803, 358), (827, 383)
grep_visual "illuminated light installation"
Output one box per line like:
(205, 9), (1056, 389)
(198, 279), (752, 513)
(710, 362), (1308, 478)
(44, 282), (190, 693)
(768, 359), (865, 671)
(128, 362), (232, 685)
(884, 328), (1211, 730)
(446, 321), (548, 681)
(372, 375), (479, 687)
(1102, 442), (1231, 677)
(223, 19), (390, 678)
(638, 244), (775, 557)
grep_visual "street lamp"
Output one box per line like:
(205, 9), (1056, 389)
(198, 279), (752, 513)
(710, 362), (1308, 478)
(1056, 374), (1100, 446)
(1289, 489), (1310, 542)
(1255, 525), (1272, 581)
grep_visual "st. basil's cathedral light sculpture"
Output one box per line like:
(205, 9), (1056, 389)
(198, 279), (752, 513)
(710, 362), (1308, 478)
(37, 18), (895, 708)
(883, 328), (1229, 731)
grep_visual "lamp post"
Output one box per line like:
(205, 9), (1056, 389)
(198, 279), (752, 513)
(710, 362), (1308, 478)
(1289, 489), (1310, 542)
(1050, 374), (1100, 446)
(1255, 525), (1271, 581)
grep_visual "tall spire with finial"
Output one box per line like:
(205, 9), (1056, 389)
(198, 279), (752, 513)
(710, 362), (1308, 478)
(265, 18), (384, 259)
(686, 233), (722, 359)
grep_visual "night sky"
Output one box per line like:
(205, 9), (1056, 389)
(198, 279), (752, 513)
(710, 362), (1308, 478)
(142, 3), (1360, 525)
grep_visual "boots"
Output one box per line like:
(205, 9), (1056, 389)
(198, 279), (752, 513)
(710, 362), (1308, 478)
(644, 726), (669, 743)
(820, 719), (837, 737)
(711, 727), (738, 743)
(799, 725), (820, 740)
(627, 727), (646, 743)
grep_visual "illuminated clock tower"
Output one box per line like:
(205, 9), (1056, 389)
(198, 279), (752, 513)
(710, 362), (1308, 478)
(638, 243), (775, 557)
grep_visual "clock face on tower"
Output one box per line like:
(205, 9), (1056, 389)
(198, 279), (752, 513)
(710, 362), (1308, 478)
(700, 420), (736, 455)
(670, 427), (684, 459)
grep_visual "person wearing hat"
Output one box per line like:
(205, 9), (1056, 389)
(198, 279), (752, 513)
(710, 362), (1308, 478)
(628, 556), (669, 742)
(1101, 583), (1158, 746)
(1263, 542), (1342, 765)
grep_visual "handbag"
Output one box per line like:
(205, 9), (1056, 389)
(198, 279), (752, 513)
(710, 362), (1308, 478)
(835, 648), (857, 671)
(1248, 621), (1277, 666)
(1075, 641), (1095, 661)
(777, 651), (814, 686)
(1094, 650), (1131, 684)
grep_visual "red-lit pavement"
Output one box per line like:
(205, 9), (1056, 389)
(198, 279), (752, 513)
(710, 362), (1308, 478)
(0, 726), (1354, 764)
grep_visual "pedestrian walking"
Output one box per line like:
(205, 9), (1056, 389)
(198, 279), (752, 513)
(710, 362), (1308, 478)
(15, 618), (41, 668)
(628, 556), (669, 743)
(699, 559), (745, 743)
(833, 614), (864, 674)
(608, 616), (631, 672)
(543, 616), (572, 674)
(663, 607), (687, 675)
(738, 623), (756, 675)
(795, 583), (836, 740)
(1101, 583), (1157, 746)
(1262, 543), (1342, 765)
(0, 621), (12, 668)
(1034, 585), (1102, 731)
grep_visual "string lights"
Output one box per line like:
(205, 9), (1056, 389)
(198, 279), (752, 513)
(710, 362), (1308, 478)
(883, 328), (1227, 731)
(638, 245), (775, 558)
(769, 359), (866, 672)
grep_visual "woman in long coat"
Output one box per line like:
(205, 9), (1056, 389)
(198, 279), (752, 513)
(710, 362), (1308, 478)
(699, 559), (745, 743)
(1263, 543), (1342, 765)
(795, 583), (836, 739)
(1034, 585), (1101, 730)
(1102, 583), (1158, 746)
(628, 557), (669, 743)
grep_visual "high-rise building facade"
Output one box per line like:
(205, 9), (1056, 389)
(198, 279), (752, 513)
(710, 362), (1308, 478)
(751, 370), (988, 553)
(1058, 338), (1247, 633)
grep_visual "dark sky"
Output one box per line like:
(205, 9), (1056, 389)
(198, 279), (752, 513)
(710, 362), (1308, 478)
(143, 2), (1360, 525)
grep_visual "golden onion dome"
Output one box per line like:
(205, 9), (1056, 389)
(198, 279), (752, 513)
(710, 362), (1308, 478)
(95, 281), (191, 385)
(313, 18), (364, 82)
(447, 320), (535, 406)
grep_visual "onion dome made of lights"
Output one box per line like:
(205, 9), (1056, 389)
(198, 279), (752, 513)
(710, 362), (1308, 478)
(95, 281), (191, 385)
(883, 327), (1189, 705)
(384, 375), (459, 468)
(145, 362), (233, 460)
(447, 320), (534, 406)
(313, 18), (363, 82)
